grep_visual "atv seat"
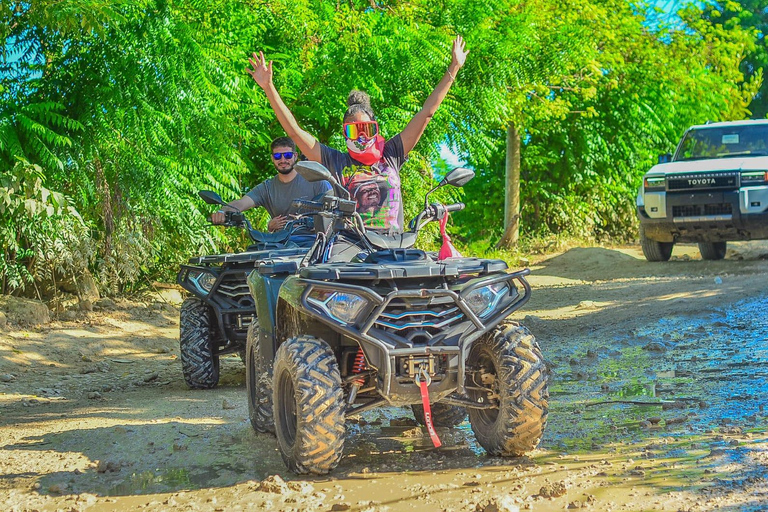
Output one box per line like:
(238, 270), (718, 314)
(364, 231), (417, 250)
(364, 248), (428, 264)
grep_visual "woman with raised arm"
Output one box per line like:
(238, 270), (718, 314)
(248, 35), (468, 233)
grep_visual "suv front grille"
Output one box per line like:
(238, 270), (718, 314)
(374, 298), (464, 343)
(666, 171), (739, 192)
(672, 203), (733, 218)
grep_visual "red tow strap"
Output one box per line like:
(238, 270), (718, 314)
(418, 379), (442, 448)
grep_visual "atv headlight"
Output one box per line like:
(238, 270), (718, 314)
(189, 270), (217, 295)
(308, 290), (368, 325)
(464, 282), (510, 318)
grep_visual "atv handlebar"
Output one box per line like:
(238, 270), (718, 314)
(444, 202), (465, 213)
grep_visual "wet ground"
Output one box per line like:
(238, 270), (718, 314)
(1, 242), (767, 511)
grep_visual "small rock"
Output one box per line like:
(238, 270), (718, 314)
(143, 373), (159, 383)
(61, 310), (78, 321)
(643, 341), (667, 352)
(96, 460), (120, 473)
(390, 417), (418, 427)
(87, 391), (102, 399)
(0, 373), (16, 383)
(48, 483), (66, 494)
(477, 495), (520, 512)
(714, 276), (723, 285)
(647, 417), (662, 425)
(256, 474), (289, 493)
(95, 298), (117, 310)
(331, 504), (352, 511)
(79, 300), (93, 312)
(222, 399), (237, 410)
(539, 481), (567, 498)
(286, 480), (314, 493)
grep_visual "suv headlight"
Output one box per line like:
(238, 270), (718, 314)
(189, 270), (217, 295)
(643, 176), (666, 192)
(464, 282), (510, 318)
(741, 171), (768, 184)
(308, 290), (368, 325)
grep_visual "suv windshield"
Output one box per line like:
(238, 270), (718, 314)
(675, 125), (768, 161)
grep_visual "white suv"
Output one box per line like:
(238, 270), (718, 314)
(637, 119), (768, 261)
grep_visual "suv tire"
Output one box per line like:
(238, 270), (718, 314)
(179, 297), (219, 389)
(273, 335), (345, 474)
(698, 241), (727, 261)
(467, 323), (548, 456)
(246, 320), (274, 434)
(640, 226), (674, 262)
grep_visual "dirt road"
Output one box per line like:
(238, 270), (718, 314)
(1, 242), (767, 511)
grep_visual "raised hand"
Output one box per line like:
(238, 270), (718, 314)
(247, 51), (273, 89)
(451, 35), (469, 69)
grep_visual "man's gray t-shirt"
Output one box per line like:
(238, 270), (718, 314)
(246, 174), (331, 218)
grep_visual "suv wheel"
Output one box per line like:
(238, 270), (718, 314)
(467, 323), (548, 456)
(273, 335), (345, 474)
(246, 320), (274, 434)
(179, 297), (220, 389)
(640, 226), (674, 262)
(698, 241), (727, 261)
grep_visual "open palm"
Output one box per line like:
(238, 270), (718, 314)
(247, 51), (273, 88)
(451, 35), (469, 69)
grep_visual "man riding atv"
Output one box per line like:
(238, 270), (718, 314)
(177, 137), (330, 389)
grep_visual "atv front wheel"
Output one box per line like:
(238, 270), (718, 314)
(467, 323), (548, 456)
(272, 335), (345, 474)
(411, 403), (467, 428)
(246, 320), (274, 434)
(179, 297), (219, 389)
(698, 241), (727, 261)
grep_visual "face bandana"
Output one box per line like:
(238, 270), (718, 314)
(346, 134), (386, 166)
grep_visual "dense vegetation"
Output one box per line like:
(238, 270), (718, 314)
(0, 0), (761, 296)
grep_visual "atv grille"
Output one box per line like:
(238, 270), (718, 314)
(374, 298), (464, 343)
(672, 203), (732, 218)
(216, 272), (254, 308)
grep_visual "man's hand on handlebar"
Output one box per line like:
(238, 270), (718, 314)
(211, 210), (227, 225)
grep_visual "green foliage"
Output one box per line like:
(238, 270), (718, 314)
(1, 0), (762, 293)
(0, 160), (95, 294)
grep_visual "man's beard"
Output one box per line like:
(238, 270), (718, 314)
(277, 163), (294, 175)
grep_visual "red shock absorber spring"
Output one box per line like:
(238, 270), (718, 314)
(352, 347), (367, 384)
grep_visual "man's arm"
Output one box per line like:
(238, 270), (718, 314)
(210, 196), (256, 225)
(399, 35), (469, 155)
(248, 52), (323, 162)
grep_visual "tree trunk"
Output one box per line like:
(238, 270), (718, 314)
(497, 123), (521, 249)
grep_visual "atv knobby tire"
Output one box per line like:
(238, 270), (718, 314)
(698, 241), (727, 261)
(411, 403), (467, 428)
(640, 225), (674, 262)
(179, 297), (219, 389)
(272, 335), (345, 474)
(246, 320), (274, 434)
(467, 322), (548, 456)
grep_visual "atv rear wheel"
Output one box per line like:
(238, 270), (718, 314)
(179, 297), (219, 389)
(246, 320), (274, 434)
(411, 403), (467, 428)
(272, 335), (345, 474)
(698, 241), (727, 261)
(467, 323), (548, 456)
(640, 226), (673, 262)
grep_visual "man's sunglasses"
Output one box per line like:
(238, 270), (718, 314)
(272, 151), (295, 160)
(343, 121), (379, 140)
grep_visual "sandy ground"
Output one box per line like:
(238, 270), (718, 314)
(1, 241), (767, 511)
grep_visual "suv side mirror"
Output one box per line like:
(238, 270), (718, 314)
(658, 153), (672, 164)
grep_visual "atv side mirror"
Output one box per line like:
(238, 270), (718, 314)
(442, 167), (475, 188)
(199, 190), (225, 205)
(295, 161), (350, 200)
(295, 161), (333, 182)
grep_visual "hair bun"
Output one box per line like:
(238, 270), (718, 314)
(347, 90), (371, 108)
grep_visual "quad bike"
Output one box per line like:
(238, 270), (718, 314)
(176, 191), (310, 389)
(246, 164), (548, 474)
